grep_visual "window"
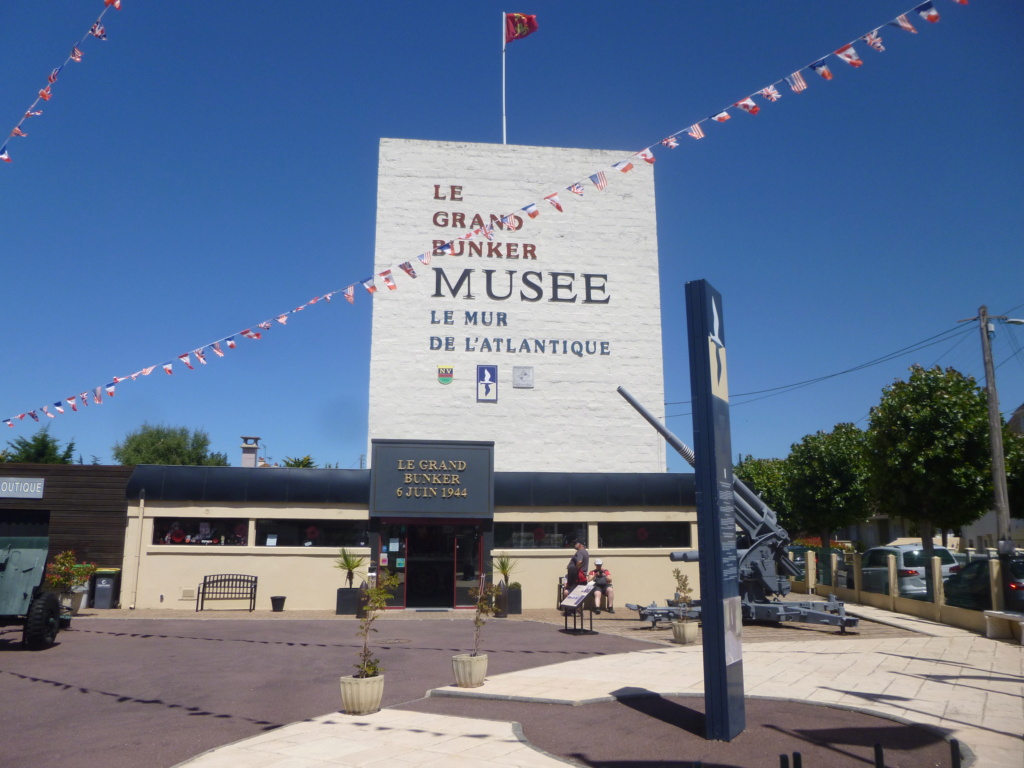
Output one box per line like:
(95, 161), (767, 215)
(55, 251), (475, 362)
(903, 549), (956, 567)
(255, 519), (368, 548)
(153, 518), (248, 546)
(494, 523), (585, 549)
(597, 522), (691, 549)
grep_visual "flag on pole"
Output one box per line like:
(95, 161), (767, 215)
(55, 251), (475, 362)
(504, 13), (538, 44)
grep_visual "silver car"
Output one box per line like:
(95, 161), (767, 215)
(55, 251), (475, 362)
(853, 544), (960, 598)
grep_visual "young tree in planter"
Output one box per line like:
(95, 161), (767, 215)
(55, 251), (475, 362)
(353, 569), (400, 678)
(867, 366), (991, 592)
(335, 549), (367, 589)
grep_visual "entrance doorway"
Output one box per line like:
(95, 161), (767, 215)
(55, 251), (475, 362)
(377, 521), (484, 608)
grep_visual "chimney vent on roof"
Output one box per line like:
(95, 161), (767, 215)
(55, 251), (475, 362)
(240, 436), (260, 468)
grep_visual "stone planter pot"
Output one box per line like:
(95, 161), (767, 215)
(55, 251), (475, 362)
(339, 674), (385, 715)
(452, 653), (488, 688)
(671, 620), (698, 645)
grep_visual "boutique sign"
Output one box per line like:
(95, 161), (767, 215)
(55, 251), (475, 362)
(369, 439), (494, 518)
(0, 477), (45, 499)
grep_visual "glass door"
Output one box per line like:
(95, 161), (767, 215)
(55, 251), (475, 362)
(454, 525), (483, 607)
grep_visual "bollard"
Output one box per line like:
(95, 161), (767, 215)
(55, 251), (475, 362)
(793, 753), (802, 768)
(950, 738), (961, 768)
(779, 757), (789, 768)
(874, 743), (884, 767)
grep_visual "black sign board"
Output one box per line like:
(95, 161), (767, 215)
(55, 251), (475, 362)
(685, 279), (745, 741)
(370, 439), (494, 518)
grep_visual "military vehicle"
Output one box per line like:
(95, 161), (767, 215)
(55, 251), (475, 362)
(0, 536), (65, 649)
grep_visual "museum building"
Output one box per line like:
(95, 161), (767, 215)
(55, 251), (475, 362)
(112, 139), (698, 611)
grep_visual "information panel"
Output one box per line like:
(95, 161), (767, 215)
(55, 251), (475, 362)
(369, 439), (494, 518)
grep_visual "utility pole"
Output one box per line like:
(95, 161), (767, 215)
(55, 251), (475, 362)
(970, 306), (1014, 554)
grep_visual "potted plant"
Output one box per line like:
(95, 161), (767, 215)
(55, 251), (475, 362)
(670, 568), (698, 645)
(492, 554), (518, 618)
(334, 548), (367, 616)
(506, 581), (523, 615)
(452, 577), (501, 688)
(339, 568), (399, 715)
(44, 550), (96, 615)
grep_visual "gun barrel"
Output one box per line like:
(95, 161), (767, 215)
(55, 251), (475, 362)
(670, 550), (700, 562)
(616, 387), (696, 466)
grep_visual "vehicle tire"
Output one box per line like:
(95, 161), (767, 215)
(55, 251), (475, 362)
(23, 592), (61, 650)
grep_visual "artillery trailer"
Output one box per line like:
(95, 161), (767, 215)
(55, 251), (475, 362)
(0, 536), (65, 649)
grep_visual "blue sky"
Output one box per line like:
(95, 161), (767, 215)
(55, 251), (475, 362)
(2, 1), (1021, 472)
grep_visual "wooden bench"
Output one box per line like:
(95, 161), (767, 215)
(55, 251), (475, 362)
(196, 574), (258, 612)
(983, 610), (1024, 645)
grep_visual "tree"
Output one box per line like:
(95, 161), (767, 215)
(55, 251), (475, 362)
(734, 455), (796, 533)
(867, 365), (991, 586)
(3, 427), (75, 464)
(786, 424), (870, 560)
(112, 424), (229, 466)
(283, 455), (318, 468)
(1005, 428), (1024, 520)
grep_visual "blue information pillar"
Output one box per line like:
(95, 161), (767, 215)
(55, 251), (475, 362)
(685, 279), (745, 741)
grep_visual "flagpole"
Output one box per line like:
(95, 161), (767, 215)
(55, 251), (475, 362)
(502, 12), (507, 145)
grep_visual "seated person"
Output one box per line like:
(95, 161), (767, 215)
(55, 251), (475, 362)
(588, 559), (614, 614)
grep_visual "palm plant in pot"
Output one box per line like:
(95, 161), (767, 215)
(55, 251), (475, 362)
(492, 554), (519, 617)
(339, 568), (399, 715)
(452, 577), (501, 688)
(334, 548), (367, 616)
(670, 568), (698, 645)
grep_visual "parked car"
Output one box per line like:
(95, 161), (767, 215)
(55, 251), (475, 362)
(851, 544), (960, 598)
(943, 555), (1024, 612)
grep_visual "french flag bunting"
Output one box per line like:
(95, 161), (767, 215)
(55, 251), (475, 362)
(343, 285), (355, 304)
(226, 336), (237, 349)
(544, 193), (563, 212)
(362, 278), (377, 294)
(3, 419), (12, 428)
(612, 160), (633, 173)
(105, 383), (116, 397)
(811, 59), (833, 80)
(835, 44), (864, 67)
(212, 342), (225, 357)
(916, 2), (939, 22)
(735, 98), (759, 115)
(399, 261), (417, 279)
(523, 203), (539, 219)
(178, 352), (194, 369)
(381, 269), (397, 290)
(54, 402), (65, 414)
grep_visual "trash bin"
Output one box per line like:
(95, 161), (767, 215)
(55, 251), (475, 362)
(270, 595), (286, 612)
(92, 568), (122, 609)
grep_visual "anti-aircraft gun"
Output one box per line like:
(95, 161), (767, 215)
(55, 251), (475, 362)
(618, 387), (857, 632)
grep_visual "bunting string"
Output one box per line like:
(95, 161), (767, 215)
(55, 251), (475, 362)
(1, 0), (123, 164)
(2, 0), (967, 429)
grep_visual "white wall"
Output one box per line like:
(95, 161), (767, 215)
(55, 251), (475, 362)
(368, 139), (666, 473)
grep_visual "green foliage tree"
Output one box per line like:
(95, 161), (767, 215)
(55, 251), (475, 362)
(283, 455), (318, 468)
(867, 365), (991, 577)
(111, 423), (229, 466)
(1004, 428), (1023, 520)
(3, 427), (75, 464)
(734, 455), (796, 532)
(787, 423), (871, 551)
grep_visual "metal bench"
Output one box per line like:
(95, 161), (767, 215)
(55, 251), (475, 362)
(196, 574), (258, 612)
